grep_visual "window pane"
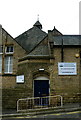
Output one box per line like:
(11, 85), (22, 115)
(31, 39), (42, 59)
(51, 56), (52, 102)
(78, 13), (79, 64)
(9, 64), (13, 72)
(5, 65), (8, 73)
(4, 56), (13, 73)
(6, 46), (9, 52)
(9, 56), (13, 73)
(10, 56), (13, 64)
(5, 57), (9, 64)
(6, 46), (14, 53)
(10, 46), (13, 52)
(0, 46), (3, 53)
(0, 56), (2, 73)
(4, 56), (8, 73)
(0, 56), (2, 64)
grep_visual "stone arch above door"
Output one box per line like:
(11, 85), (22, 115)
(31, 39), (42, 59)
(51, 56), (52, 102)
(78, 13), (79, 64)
(33, 71), (50, 80)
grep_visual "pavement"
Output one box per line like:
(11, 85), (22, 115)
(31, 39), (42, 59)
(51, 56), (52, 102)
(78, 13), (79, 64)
(1, 103), (81, 119)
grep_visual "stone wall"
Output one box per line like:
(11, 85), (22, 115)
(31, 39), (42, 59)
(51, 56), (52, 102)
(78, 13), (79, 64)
(2, 28), (27, 109)
(50, 47), (80, 103)
(2, 45), (80, 109)
(2, 27), (81, 108)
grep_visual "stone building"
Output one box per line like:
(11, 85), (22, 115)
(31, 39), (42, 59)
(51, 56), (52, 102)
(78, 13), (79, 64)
(1, 21), (81, 109)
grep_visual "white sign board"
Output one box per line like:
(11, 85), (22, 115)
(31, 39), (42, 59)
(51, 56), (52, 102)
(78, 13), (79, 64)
(16, 75), (24, 83)
(58, 63), (77, 75)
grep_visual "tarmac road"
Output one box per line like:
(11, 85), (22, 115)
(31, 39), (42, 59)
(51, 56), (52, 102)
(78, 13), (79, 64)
(2, 110), (81, 120)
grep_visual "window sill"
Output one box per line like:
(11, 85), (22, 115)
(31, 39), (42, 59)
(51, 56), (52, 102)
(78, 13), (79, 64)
(4, 72), (13, 74)
(5, 52), (14, 55)
(2, 74), (16, 76)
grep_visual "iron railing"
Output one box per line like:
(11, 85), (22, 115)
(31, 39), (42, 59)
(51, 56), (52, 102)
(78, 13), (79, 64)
(17, 95), (63, 112)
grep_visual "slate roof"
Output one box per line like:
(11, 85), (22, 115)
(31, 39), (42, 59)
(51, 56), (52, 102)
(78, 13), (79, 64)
(27, 41), (49, 56)
(15, 20), (81, 62)
(19, 37), (50, 61)
(15, 22), (47, 52)
(53, 35), (81, 46)
(51, 26), (63, 35)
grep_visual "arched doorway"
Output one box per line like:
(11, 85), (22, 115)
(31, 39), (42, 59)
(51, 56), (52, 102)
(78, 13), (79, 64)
(34, 76), (50, 98)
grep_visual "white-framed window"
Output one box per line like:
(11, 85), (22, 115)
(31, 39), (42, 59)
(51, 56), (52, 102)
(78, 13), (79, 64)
(5, 46), (14, 54)
(0, 45), (3, 54)
(4, 56), (13, 73)
(0, 55), (2, 73)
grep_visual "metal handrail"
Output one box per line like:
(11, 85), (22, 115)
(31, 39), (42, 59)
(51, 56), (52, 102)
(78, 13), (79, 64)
(17, 95), (63, 112)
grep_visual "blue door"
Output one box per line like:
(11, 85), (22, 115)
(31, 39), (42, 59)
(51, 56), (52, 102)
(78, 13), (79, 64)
(34, 80), (49, 105)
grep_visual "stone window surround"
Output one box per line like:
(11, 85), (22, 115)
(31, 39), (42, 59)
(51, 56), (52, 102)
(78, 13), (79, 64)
(5, 45), (14, 54)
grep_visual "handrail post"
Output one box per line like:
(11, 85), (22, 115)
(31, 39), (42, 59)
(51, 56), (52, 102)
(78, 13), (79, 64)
(41, 97), (42, 107)
(17, 100), (19, 112)
(60, 96), (63, 107)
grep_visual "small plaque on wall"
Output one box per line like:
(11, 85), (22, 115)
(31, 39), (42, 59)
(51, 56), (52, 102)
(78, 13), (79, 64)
(16, 75), (24, 83)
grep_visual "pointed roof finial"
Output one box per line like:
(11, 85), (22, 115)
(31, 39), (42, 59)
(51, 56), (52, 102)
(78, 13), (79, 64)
(37, 14), (39, 21)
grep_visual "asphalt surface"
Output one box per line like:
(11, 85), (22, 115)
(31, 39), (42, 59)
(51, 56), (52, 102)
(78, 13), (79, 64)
(2, 103), (80, 115)
(1, 111), (81, 120)
(1, 103), (81, 120)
